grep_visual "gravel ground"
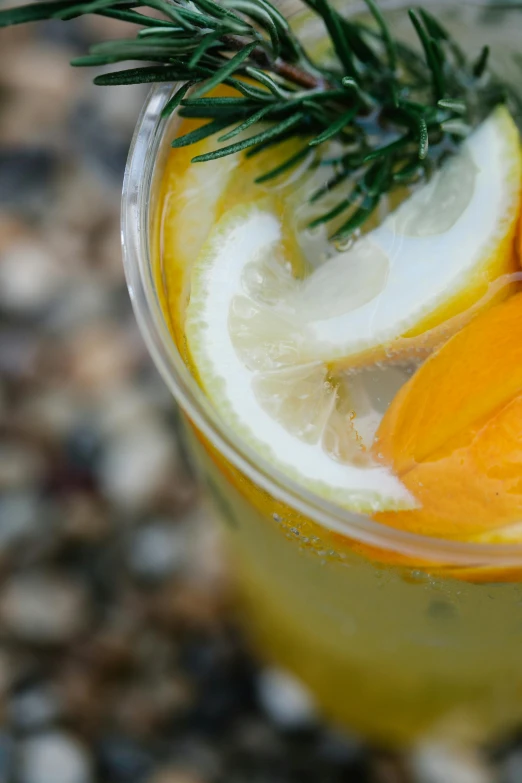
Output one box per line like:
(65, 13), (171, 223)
(0, 14), (520, 783)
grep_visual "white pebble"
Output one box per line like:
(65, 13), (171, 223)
(0, 241), (62, 312)
(100, 420), (177, 510)
(257, 667), (317, 729)
(19, 732), (92, 783)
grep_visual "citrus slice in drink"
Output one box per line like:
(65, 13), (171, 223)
(184, 106), (520, 514)
(186, 206), (415, 513)
(300, 105), (519, 366)
(374, 291), (522, 542)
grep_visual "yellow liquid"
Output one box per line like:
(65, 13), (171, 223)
(153, 3), (522, 745)
(189, 431), (522, 745)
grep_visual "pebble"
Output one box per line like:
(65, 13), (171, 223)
(0, 493), (40, 552)
(127, 522), (188, 582)
(0, 239), (63, 313)
(58, 492), (110, 543)
(96, 737), (154, 783)
(0, 650), (15, 700)
(0, 148), (57, 210)
(99, 419), (178, 510)
(0, 572), (90, 644)
(19, 389), (82, 439)
(45, 166), (113, 238)
(0, 329), (38, 380)
(371, 752), (411, 783)
(316, 729), (364, 767)
(501, 749), (522, 783)
(160, 739), (221, 782)
(41, 223), (89, 274)
(0, 732), (13, 783)
(18, 732), (92, 783)
(67, 322), (140, 394)
(65, 422), (103, 474)
(257, 667), (318, 730)
(9, 684), (60, 731)
(46, 283), (114, 332)
(409, 742), (495, 783)
(0, 43), (77, 104)
(99, 387), (155, 436)
(69, 100), (135, 181)
(0, 443), (46, 491)
(84, 80), (147, 136)
(0, 44), (78, 146)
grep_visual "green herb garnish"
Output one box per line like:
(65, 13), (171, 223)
(0, 0), (506, 241)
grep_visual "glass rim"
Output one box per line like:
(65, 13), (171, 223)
(121, 74), (522, 569)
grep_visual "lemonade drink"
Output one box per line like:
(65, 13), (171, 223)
(125, 0), (522, 745)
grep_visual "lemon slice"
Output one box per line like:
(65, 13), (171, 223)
(187, 208), (415, 512)
(222, 105), (520, 369)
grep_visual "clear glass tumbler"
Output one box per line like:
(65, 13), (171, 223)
(122, 0), (522, 746)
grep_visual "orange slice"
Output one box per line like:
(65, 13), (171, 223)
(374, 292), (522, 542)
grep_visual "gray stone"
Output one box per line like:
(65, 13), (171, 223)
(20, 390), (81, 439)
(0, 649), (15, 700)
(317, 729), (363, 766)
(0, 329), (38, 380)
(18, 732), (92, 783)
(0, 149), (57, 209)
(0, 443), (46, 491)
(128, 522), (188, 581)
(86, 78), (147, 134)
(0, 572), (89, 644)
(501, 750), (522, 783)
(9, 684), (60, 731)
(97, 736), (154, 783)
(46, 283), (113, 332)
(0, 493), (40, 551)
(0, 732), (13, 783)
(99, 387), (153, 436)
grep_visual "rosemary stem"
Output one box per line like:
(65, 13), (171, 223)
(220, 33), (324, 90)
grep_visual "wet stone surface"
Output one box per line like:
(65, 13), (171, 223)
(0, 15), (514, 783)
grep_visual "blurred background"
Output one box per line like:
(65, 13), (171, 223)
(0, 12), (520, 783)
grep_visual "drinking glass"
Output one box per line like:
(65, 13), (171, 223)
(122, 0), (522, 745)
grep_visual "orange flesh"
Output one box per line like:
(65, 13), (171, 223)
(374, 293), (522, 542)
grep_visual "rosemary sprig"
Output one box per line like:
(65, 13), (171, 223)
(0, 0), (506, 241)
